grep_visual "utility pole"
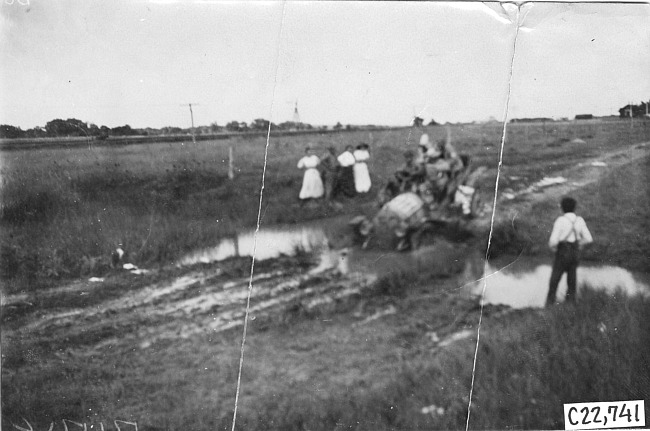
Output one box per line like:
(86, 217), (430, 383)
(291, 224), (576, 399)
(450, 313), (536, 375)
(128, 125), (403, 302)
(181, 103), (199, 143)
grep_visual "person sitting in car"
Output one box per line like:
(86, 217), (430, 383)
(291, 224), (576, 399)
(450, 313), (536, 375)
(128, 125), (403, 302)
(395, 149), (425, 193)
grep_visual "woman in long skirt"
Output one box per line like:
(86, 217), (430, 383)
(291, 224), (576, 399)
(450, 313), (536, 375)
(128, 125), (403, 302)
(353, 143), (371, 193)
(336, 145), (357, 197)
(297, 147), (324, 200)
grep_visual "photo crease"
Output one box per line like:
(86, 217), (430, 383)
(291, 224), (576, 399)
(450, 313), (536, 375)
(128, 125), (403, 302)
(230, 2), (288, 431)
(466, 4), (522, 431)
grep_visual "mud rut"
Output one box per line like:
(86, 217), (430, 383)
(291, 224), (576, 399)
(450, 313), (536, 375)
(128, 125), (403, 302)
(9, 267), (376, 357)
(477, 141), (650, 229)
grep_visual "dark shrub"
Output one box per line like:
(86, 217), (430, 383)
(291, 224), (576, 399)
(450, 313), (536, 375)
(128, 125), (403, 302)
(1, 191), (59, 225)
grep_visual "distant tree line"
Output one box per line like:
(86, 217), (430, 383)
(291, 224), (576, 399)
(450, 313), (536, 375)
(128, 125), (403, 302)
(510, 117), (554, 123)
(0, 119), (139, 140)
(223, 118), (324, 132)
(0, 117), (344, 140)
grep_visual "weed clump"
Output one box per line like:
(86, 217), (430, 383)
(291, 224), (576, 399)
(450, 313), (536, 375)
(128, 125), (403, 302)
(369, 270), (418, 297)
(487, 221), (536, 258)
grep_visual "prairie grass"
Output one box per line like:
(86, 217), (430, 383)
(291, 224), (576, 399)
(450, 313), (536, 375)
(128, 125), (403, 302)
(465, 288), (650, 430)
(226, 289), (650, 431)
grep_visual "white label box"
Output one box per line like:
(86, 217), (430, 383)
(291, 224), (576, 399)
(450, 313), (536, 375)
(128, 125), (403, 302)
(564, 400), (645, 430)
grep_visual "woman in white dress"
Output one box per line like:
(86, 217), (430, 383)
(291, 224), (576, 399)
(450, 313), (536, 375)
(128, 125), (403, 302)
(353, 143), (371, 193)
(297, 147), (324, 200)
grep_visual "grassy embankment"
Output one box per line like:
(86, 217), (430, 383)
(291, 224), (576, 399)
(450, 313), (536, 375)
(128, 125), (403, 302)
(0, 132), (374, 291)
(1, 120), (649, 291)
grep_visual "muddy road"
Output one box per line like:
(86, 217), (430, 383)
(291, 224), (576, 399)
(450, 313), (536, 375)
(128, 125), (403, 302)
(3, 263), (376, 356)
(3, 141), (649, 353)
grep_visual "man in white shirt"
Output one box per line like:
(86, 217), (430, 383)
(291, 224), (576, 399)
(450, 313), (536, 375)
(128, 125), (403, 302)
(546, 197), (593, 306)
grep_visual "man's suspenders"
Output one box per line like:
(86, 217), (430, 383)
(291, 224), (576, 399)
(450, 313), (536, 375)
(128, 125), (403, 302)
(561, 215), (579, 243)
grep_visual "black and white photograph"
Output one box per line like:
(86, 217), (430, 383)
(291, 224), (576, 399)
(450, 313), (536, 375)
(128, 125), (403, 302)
(1, 1), (649, 429)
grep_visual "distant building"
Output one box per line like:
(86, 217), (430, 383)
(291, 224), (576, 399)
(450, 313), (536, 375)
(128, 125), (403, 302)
(292, 101), (301, 124)
(619, 102), (649, 118)
(574, 114), (594, 120)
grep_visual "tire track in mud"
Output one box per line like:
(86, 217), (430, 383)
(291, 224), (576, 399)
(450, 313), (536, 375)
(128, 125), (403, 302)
(10, 267), (376, 357)
(473, 141), (650, 230)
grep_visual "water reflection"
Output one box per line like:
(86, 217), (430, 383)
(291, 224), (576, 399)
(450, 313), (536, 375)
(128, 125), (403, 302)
(468, 259), (650, 309)
(177, 222), (472, 278)
(177, 224), (649, 311)
(177, 227), (329, 266)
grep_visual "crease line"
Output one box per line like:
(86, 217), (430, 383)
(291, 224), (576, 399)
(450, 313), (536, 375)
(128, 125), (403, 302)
(230, 2), (287, 430)
(451, 249), (525, 292)
(465, 5), (521, 431)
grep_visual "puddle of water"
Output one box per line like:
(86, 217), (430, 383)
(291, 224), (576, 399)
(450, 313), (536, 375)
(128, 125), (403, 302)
(177, 227), (330, 266)
(467, 257), (650, 309)
(176, 221), (649, 311)
(178, 219), (476, 280)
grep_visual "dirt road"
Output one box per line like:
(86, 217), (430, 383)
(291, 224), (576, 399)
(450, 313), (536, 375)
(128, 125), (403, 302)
(474, 141), (650, 230)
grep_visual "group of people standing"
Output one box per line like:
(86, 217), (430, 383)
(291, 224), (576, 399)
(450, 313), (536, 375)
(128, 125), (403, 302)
(297, 144), (372, 202)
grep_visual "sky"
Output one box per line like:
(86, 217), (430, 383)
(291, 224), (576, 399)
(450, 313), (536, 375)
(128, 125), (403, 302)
(1, 1), (649, 129)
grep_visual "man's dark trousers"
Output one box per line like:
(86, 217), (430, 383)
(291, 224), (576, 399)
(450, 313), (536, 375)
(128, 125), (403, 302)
(547, 242), (580, 306)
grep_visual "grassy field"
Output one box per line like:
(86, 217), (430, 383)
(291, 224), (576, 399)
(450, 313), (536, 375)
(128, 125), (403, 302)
(2, 119), (650, 430)
(1, 120), (649, 291)
(231, 288), (650, 431)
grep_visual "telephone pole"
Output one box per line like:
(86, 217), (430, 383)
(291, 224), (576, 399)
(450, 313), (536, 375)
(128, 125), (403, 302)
(181, 103), (199, 143)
